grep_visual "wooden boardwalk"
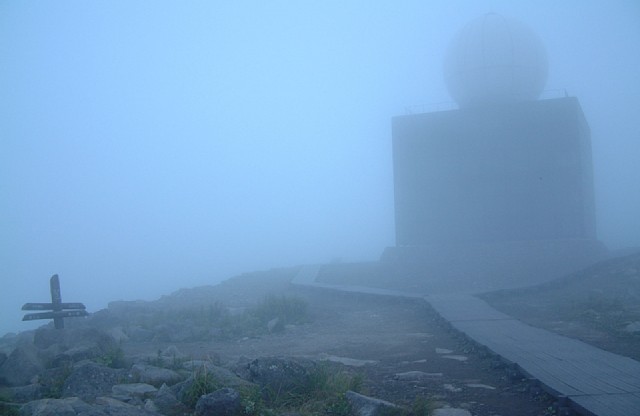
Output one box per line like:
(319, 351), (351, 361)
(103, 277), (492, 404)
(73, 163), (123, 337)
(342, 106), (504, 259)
(426, 294), (640, 416)
(293, 266), (640, 416)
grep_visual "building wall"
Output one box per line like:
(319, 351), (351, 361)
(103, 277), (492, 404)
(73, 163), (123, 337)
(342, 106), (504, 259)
(392, 97), (596, 246)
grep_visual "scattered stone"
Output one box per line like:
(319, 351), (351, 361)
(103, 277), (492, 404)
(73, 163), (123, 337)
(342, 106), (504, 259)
(19, 396), (98, 416)
(435, 348), (453, 354)
(432, 407), (473, 416)
(345, 390), (402, 416)
(394, 371), (443, 381)
(130, 364), (183, 387)
(466, 383), (496, 390)
(0, 344), (44, 386)
(443, 383), (462, 392)
(62, 361), (126, 401)
(317, 353), (377, 367)
(442, 355), (468, 362)
(195, 388), (241, 416)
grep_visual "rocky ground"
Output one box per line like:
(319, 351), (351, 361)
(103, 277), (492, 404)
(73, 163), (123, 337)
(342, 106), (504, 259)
(0, 267), (560, 416)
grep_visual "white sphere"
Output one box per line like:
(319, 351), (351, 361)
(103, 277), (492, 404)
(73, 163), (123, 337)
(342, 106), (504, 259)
(444, 13), (548, 108)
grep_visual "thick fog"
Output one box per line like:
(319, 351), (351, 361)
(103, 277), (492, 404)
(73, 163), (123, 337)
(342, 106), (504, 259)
(1, 1), (639, 335)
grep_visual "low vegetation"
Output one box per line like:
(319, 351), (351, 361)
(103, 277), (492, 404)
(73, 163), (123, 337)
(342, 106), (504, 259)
(182, 361), (362, 416)
(129, 294), (310, 341)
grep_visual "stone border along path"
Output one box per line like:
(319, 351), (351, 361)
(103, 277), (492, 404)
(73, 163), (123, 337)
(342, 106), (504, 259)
(292, 265), (640, 416)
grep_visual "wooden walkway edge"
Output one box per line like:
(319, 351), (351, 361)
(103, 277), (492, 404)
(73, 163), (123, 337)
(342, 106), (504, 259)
(292, 266), (640, 416)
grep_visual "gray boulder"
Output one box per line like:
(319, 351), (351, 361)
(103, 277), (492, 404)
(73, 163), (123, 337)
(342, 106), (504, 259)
(130, 364), (183, 387)
(112, 383), (158, 401)
(34, 328), (119, 367)
(9, 383), (43, 403)
(19, 397), (101, 416)
(126, 327), (155, 342)
(62, 361), (126, 402)
(345, 391), (402, 416)
(0, 343), (44, 386)
(144, 383), (190, 416)
(195, 388), (241, 416)
(95, 396), (160, 415)
(246, 357), (314, 398)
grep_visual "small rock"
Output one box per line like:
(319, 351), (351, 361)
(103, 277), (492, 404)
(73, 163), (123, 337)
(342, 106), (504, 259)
(466, 383), (495, 390)
(195, 388), (241, 416)
(442, 355), (468, 362)
(345, 390), (402, 416)
(318, 353), (377, 367)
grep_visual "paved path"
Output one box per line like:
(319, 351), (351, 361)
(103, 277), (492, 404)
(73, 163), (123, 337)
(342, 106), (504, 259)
(293, 266), (640, 416)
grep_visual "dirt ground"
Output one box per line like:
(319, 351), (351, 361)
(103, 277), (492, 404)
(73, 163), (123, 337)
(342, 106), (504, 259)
(122, 270), (556, 415)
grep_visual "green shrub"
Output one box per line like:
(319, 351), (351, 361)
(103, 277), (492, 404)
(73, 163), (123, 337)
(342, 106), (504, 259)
(95, 346), (127, 368)
(266, 362), (362, 415)
(181, 365), (223, 408)
(0, 392), (20, 416)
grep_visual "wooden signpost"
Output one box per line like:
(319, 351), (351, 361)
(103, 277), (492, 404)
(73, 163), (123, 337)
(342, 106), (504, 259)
(22, 274), (88, 329)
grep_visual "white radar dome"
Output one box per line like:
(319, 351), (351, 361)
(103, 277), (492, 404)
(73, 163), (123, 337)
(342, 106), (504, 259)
(444, 13), (548, 108)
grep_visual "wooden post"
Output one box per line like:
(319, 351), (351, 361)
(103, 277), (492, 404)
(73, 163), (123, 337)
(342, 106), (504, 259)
(50, 274), (64, 329)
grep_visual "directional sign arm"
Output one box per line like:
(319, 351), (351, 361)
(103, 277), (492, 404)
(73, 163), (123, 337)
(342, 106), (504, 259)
(22, 310), (88, 321)
(22, 302), (86, 311)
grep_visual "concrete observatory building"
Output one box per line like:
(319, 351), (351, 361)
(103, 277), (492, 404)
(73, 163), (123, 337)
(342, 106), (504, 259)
(387, 14), (605, 288)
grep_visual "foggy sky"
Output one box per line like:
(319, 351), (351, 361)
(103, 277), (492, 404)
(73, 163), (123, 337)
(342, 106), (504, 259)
(1, 1), (639, 335)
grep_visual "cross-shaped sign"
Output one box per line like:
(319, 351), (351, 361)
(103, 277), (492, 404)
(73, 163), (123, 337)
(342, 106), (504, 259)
(22, 274), (88, 329)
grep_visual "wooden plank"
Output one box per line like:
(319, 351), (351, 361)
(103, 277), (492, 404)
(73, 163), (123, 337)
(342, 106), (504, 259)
(425, 294), (640, 416)
(571, 393), (640, 416)
(426, 294), (513, 321)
